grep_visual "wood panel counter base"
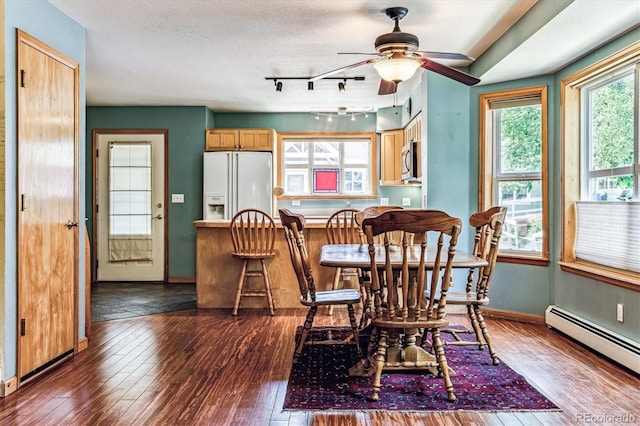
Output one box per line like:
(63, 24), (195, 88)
(194, 220), (341, 309)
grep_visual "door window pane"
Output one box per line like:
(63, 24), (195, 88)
(108, 142), (152, 236)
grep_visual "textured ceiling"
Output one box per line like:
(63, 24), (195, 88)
(49, 0), (639, 113)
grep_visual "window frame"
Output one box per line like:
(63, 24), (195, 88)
(479, 86), (549, 265)
(277, 132), (377, 200)
(560, 41), (640, 291)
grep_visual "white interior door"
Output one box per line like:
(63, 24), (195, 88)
(96, 131), (166, 281)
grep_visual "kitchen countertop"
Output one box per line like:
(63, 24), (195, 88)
(193, 218), (329, 229)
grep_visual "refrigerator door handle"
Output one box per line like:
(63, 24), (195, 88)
(230, 152), (236, 218)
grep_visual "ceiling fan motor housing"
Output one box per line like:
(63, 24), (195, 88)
(374, 31), (419, 53)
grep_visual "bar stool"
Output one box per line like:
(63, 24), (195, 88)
(230, 209), (277, 316)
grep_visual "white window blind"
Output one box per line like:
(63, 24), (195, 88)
(575, 202), (640, 272)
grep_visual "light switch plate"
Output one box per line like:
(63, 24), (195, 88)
(171, 193), (184, 203)
(402, 197), (411, 206)
(380, 198), (389, 206)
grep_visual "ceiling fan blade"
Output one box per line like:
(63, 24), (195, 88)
(418, 51), (474, 61)
(420, 59), (481, 86)
(338, 52), (380, 55)
(378, 79), (397, 95)
(309, 59), (376, 82)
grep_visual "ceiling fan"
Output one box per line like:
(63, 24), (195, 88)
(309, 7), (481, 95)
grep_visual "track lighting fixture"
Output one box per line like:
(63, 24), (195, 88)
(265, 76), (364, 91)
(310, 107), (374, 122)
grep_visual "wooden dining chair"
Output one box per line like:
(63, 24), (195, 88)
(437, 206), (506, 365)
(325, 208), (363, 315)
(353, 205), (405, 327)
(362, 209), (462, 402)
(354, 205), (404, 244)
(230, 208), (277, 316)
(279, 209), (363, 363)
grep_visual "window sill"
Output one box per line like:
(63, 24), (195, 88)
(558, 261), (640, 292)
(497, 253), (549, 266)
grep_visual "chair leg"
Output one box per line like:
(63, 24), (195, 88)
(467, 304), (484, 349)
(370, 329), (388, 401)
(232, 259), (248, 316)
(476, 306), (499, 365)
(432, 328), (456, 402)
(294, 306), (317, 363)
(261, 259), (275, 316)
(347, 304), (362, 358)
(328, 267), (342, 315)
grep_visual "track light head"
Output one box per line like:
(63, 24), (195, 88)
(338, 80), (346, 92)
(275, 80), (283, 92)
(308, 81), (314, 90)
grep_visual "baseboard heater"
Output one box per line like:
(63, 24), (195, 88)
(545, 305), (639, 374)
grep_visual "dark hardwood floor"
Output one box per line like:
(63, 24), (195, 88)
(1, 308), (638, 425)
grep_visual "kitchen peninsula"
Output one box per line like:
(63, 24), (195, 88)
(193, 219), (340, 309)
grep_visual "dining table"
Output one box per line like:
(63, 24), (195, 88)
(319, 242), (488, 376)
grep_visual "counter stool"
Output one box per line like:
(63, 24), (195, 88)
(230, 209), (277, 316)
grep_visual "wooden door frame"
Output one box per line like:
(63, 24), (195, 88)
(16, 29), (80, 383)
(91, 129), (169, 284)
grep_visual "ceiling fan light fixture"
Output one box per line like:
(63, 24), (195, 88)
(373, 58), (420, 83)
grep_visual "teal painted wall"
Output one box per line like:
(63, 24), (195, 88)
(3, 0), (86, 381)
(86, 106), (209, 279)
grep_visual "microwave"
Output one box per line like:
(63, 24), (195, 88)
(401, 141), (421, 182)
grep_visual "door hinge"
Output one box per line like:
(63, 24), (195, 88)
(20, 70), (26, 87)
(96, 259), (98, 269)
(20, 318), (26, 336)
(96, 149), (99, 158)
(21, 194), (27, 211)
(96, 204), (99, 213)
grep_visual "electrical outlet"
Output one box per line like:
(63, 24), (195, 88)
(402, 197), (411, 206)
(171, 193), (184, 203)
(292, 200), (300, 206)
(380, 198), (389, 206)
(617, 303), (624, 322)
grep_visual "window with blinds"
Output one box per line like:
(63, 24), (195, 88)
(560, 41), (640, 287)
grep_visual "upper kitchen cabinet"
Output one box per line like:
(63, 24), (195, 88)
(206, 128), (276, 151)
(380, 113), (422, 186)
(380, 129), (404, 185)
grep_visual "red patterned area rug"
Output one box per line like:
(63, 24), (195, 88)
(284, 327), (560, 412)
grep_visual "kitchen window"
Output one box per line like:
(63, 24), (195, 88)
(560, 42), (640, 289)
(278, 133), (377, 198)
(479, 86), (549, 264)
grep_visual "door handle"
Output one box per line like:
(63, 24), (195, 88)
(66, 220), (79, 229)
(153, 214), (163, 220)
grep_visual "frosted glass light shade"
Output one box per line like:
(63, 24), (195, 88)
(373, 58), (420, 83)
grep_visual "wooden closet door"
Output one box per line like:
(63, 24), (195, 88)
(17, 30), (79, 380)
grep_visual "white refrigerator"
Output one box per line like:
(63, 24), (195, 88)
(203, 151), (273, 220)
